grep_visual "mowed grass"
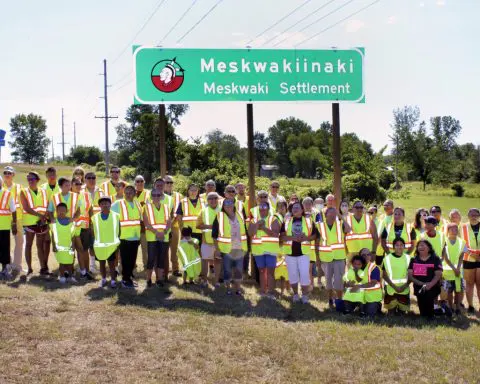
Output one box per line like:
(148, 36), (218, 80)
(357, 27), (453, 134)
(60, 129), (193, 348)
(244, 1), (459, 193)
(1, 256), (480, 384)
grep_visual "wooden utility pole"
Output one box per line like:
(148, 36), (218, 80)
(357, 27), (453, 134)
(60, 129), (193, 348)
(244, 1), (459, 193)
(61, 108), (65, 160)
(73, 122), (77, 149)
(158, 104), (167, 177)
(332, 103), (342, 204)
(95, 59), (117, 174)
(246, 104), (255, 210)
(51, 137), (54, 160)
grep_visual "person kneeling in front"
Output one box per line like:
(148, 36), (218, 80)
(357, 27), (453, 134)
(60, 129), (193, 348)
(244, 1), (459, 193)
(92, 197), (120, 288)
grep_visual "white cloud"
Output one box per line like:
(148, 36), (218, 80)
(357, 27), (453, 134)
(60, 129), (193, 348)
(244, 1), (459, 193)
(386, 16), (397, 25)
(419, 2), (425, 7)
(345, 19), (366, 33)
(436, 0), (446, 6)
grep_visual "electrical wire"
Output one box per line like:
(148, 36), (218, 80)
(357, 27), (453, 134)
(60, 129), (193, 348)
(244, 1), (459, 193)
(274, 0), (356, 47)
(246, 0), (313, 45)
(295, 0), (382, 46)
(158, 0), (198, 45)
(176, 0), (224, 44)
(111, 0), (168, 65)
(261, 0), (338, 46)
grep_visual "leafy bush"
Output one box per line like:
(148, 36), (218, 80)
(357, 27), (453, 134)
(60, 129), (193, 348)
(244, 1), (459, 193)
(378, 170), (396, 190)
(451, 183), (465, 197)
(387, 184), (412, 200)
(342, 172), (386, 204)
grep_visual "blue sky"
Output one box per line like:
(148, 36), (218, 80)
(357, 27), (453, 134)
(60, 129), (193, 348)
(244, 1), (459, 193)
(1, 0), (479, 161)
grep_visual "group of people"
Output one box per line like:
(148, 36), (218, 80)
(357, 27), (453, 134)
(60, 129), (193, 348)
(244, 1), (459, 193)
(0, 165), (479, 320)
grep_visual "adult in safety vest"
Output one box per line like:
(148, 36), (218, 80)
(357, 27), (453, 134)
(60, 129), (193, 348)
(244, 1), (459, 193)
(382, 237), (411, 314)
(343, 251), (382, 317)
(461, 208), (480, 315)
(381, 207), (416, 256)
(430, 205), (449, 235)
(164, 175), (183, 281)
(134, 175), (150, 272)
(0, 175), (17, 278)
(223, 185), (244, 216)
(2, 166), (23, 274)
(302, 197), (320, 289)
(176, 183), (203, 244)
(274, 200), (289, 295)
(448, 209), (462, 233)
(199, 180), (216, 207)
(112, 181), (126, 203)
(250, 190), (274, 223)
(143, 186), (172, 288)
(420, 216), (446, 259)
(101, 166), (121, 198)
(248, 201), (280, 297)
(92, 196), (120, 288)
(280, 201), (318, 304)
(443, 223), (466, 315)
(112, 185), (142, 289)
(268, 181), (286, 213)
(82, 171), (104, 275)
(196, 192), (222, 286)
(316, 207), (351, 307)
(21, 172), (50, 276)
(72, 166), (85, 186)
(235, 183), (250, 213)
(50, 202), (75, 284)
(345, 201), (378, 260)
(375, 199), (395, 265)
(178, 227), (202, 283)
(212, 198), (248, 296)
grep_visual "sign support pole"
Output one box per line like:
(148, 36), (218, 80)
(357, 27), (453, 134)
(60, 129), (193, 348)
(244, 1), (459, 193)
(246, 103), (256, 280)
(159, 104), (167, 177)
(332, 103), (342, 205)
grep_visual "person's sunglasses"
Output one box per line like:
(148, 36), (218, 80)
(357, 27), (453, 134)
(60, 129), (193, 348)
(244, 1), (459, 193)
(165, 181), (173, 184)
(111, 170), (120, 174)
(271, 186), (279, 189)
(208, 197), (218, 201)
(74, 183), (82, 186)
(259, 205), (269, 209)
(135, 180), (144, 183)
(86, 176), (96, 180)
(225, 190), (235, 194)
(151, 194), (161, 197)
(27, 178), (37, 182)
(3, 172), (12, 176)
(223, 201), (234, 206)
(354, 206), (363, 209)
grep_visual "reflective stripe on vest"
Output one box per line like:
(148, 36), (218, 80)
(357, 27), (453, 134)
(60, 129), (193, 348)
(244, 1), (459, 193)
(384, 253), (410, 285)
(23, 188), (48, 214)
(182, 198), (202, 222)
(386, 222), (412, 249)
(119, 200), (141, 227)
(0, 190), (11, 216)
(146, 202), (169, 230)
(53, 192), (79, 218)
(217, 212), (248, 244)
(345, 214), (373, 241)
(93, 213), (119, 247)
(462, 223), (480, 260)
(51, 222), (73, 252)
(444, 238), (464, 271)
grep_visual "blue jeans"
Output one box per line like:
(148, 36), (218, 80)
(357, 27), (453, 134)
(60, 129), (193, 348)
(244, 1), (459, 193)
(222, 250), (244, 282)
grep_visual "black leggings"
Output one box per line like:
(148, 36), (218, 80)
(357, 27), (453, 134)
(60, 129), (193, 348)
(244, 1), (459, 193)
(120, 240), (140, 283)
(0, 230), (10, 268)
(415, 286), (440, 318)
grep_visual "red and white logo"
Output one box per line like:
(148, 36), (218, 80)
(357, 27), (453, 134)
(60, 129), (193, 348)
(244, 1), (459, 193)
(151, 58), (185, 93)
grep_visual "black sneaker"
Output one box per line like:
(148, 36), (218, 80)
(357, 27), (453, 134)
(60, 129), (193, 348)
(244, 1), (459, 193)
(468, 306), (475, 314)
(156, 280), (164, 288)
(27, 268), (33, 276)
(455, 309), (461, 316)
(64, 271), (70, 279)
(121, 280), (134, 289)
(83, 272), (94, 281)
(173, 271), (182, 277)
(146, 279), (152, 288)
(444, 306), (453, 318)
(328, 299), (335, 308)
(40, 268), (51, 276)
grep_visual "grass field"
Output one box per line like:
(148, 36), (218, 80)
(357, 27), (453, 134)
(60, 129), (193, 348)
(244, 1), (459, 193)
(1, 164), (480, 383)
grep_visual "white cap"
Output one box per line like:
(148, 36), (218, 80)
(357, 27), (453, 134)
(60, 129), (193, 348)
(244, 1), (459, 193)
(134, 175), (145, 182)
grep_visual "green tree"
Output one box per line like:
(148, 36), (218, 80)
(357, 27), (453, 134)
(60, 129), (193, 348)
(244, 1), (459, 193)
(205, 129), (242, 159)
(68, 145), (102, 165)
(253, 131), (270, 175)
(9, 114), (50, 164)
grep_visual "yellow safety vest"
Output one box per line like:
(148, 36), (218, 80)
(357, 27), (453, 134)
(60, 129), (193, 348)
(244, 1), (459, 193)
(385, 222), (413, 251)
(216, 211), (248, 253)
(250, 215), (279, 256)
(284, 216), (313, 255)
(101, 180), (116, 197)
(443, 238), (465, 292)
(201, 205), (221, 245)
(461, 223), (480, 263)
(343, 262), (382, 303)
(181, 197), (203, 233)
(268, 194), (285, 212)
(92, 211), (120, 260)
(345, 213), (373, 254)
(118, 200), (142, 240)
(177, 238), (202, 279)
(50, 221), (74, 264)
(144, 201), (170, 242)
(5, 183), (22, 220)
(134, 189), (150, 206)
(52, 192), (79, 219)
(317, 219), (346, 262)
(41, 182), (60, 202)
(0, 189), (13, 230)
(22, 188), (48, 226)
(383, 252), (410, 296)
(420, 231), (445, 258)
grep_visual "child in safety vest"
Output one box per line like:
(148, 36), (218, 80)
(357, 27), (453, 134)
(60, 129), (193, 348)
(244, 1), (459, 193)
(343, 254), (367, 315)
(442, 223), (466, 315)
(178, 227), (201, 284)
(50, 203), (75, 284)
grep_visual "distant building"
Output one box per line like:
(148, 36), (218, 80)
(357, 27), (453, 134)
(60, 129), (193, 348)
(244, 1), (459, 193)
(260, 164), (279, 178)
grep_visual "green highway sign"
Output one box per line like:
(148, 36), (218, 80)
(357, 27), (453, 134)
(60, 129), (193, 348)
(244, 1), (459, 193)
(134, 47), (364, 103)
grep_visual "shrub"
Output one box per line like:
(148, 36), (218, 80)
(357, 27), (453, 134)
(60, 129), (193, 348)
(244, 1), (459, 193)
(451, 183), (465, 197)
(378, 170), (396, 190)
(342, 172), (386, 204)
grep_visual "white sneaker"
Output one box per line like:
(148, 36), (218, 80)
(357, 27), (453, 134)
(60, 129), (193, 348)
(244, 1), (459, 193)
(292, 294), (300, 303)
(59, 277), (67, 284)
(301, 295), (310, 304)
(110, 280), (117, 288)
(89, 265), (97, 274)
(100, 278), (107, 288)
(69, 276), (78, 283)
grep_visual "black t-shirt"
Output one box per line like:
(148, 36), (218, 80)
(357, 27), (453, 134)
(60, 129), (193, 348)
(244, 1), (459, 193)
(472, 223), (479, 243)
(381, 224), (416, 240)
(280, 217), (319, 257)
(408, 254), (442, 294)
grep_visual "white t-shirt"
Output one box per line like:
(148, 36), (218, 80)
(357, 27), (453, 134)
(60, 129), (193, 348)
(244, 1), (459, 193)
(229, 216), (242, 250)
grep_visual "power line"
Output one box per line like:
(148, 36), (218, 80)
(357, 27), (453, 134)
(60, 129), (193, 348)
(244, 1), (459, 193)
(176, 0), (224, 44)
(295, 0), (383, 46)
(111, 0), (168, 65)
(158, 0), (198, 45)
(274, 0), (356, 47)
(261, 0), (338, 46)
(246, 0), (313, 45)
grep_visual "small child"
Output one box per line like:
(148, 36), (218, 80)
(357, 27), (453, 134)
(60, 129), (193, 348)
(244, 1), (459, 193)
(442, 223), (466, 315)
(275, 254), (290, 296)
(177, 227), (201, 284)
(50, 203), (76, 284)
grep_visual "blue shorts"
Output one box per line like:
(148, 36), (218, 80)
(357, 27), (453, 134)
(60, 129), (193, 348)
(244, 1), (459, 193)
(254, 254), (277, 269)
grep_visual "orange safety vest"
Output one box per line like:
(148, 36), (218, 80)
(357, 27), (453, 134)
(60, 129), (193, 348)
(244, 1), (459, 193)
(23, 188), (48, 215)
(118, 200), (142, 228)
(145, 201), (170, 231)
(53, 192), (79, 218)
(0, 190), (12, 217)
(345, 213), (373, 253)
(461, 223), (480, 262)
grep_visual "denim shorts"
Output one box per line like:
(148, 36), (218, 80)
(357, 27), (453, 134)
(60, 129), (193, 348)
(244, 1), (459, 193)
(254, 253), (277, 269)
(222, 249), (244, 282)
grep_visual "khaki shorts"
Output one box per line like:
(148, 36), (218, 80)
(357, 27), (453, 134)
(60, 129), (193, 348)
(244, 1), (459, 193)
(201, 244), (215, 260)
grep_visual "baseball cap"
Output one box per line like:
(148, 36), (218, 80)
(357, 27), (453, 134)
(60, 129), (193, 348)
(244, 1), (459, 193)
(425, 216), (438, 225)
(3, 166), (15, 173)
(134, 175), (145, 182)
